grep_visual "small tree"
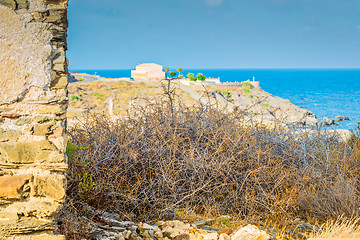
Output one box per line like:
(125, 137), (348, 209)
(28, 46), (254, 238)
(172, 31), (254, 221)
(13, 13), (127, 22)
(170, 71), (176, 78)
(177, 68), (183, 77)
(187, 73), (194, 79)
(178, 75), (184, 79)
(165, 67), (170, 79)
(197, 73), (206, 81)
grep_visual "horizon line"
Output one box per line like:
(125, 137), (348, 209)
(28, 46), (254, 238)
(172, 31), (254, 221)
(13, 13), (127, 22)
(70, 67), (360, 71)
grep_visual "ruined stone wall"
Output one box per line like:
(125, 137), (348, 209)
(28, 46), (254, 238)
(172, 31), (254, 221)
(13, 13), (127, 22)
(0, 0), (68, 239)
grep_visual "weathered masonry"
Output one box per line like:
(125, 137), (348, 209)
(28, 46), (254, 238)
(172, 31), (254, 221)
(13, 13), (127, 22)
(0, 0), (68, 239)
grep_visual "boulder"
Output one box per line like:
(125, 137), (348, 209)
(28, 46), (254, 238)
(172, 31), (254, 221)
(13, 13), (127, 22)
(333, 115), (350, 122)
(231, 225), (269, 240)
(218, 233), (230, 240)
(203, 232), (218, 240)
(319, 117), (335, 127)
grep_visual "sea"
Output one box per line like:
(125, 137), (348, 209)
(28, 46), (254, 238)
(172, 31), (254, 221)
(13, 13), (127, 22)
(70, 69), (360, 131)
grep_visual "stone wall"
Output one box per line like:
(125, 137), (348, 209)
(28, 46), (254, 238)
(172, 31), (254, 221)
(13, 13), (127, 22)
(0, 0), (68, 239)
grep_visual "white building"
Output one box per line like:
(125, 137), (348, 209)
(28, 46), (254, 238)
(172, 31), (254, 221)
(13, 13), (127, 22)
(131, 63), (165, 81)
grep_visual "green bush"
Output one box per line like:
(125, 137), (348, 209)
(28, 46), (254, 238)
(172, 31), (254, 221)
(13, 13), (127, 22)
(190, 76), (197, 81)
(71, 95), (81, 101)
(178, 75), (184, 79)
(197, 73), (206, 81)
(242, 82), (253, 88)
(187, 73), (194, 79)
(223, 91), (232, 99)
(244, 88), (251, 94)
(264, 103), (271, 107)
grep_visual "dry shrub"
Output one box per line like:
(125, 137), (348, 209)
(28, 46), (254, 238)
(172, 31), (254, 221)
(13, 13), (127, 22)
(60, 90), (360, 237)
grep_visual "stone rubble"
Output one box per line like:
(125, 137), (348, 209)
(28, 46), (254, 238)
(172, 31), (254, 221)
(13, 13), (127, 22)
(78, 219), (272, 240)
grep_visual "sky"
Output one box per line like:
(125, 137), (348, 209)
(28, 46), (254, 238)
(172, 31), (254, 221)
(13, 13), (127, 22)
(67, 0), (360, 70)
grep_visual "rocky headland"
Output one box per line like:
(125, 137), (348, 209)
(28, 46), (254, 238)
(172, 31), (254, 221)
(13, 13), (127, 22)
(68, 74), (350, 131)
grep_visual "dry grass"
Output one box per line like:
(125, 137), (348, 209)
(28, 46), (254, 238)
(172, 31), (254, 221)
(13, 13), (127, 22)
(58, 84), (360, 239)
(310, 216), (360, 239)
(67, 80), (197, 118)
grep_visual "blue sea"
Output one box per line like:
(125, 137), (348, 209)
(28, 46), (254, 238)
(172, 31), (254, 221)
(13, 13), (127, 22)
(71, 69), (360, 130)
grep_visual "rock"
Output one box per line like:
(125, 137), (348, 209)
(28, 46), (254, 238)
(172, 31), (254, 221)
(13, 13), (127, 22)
(16, 0), (29, 9)
(34, 115), (52, 123)
(218, 234), (230, 240)
(333, 115), (349, 122)
(0, 129), (21, 142)
(231, 225), (269, 240)
(138, 223), (158, 239)
(117, 234), (126, 240)
(0, 140), (65, 164)
(296, 223), (318, 232)
(159, 220), (192, 230)
(33, 174), (66, 201)
(51, 76), (69, 89)
(192, 220), (206, 228)
(189, 232), (204, 240)
(38, 105), (66, 115)
(200, 225), (220, 233)
(203, 232), (218, 240)
(0, 174), (32, 199)
(173, 234), (190, 240)
(319, 117), (335, 127)
(138, 222), (157, 231)
(162, 227), (189, 239)
(0, 0), (16, 10)
(32, 234), (65, 240)
(15, 116), (32, 126)
(32, 123), (53, 135)
(124, 230), (133, 239)
(154, 228), (164, 239)
(218, 229), (233, 236)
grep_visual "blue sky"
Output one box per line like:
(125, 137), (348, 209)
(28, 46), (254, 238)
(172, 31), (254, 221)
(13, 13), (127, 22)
(67, 0), (360, 70)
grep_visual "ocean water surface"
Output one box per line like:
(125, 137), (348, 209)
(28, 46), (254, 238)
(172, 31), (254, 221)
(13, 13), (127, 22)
(71, 69), (360, 130)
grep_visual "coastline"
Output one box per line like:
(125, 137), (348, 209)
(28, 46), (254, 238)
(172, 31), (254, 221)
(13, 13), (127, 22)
(69, 69), (360, 131)
(68, 73), (352, 140)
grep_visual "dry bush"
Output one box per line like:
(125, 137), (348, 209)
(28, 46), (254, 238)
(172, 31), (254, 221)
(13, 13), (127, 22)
(59, 87), (360, 238)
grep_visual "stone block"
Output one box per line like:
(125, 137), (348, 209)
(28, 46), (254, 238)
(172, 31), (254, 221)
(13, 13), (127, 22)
(0, 0), (16, 10)
(0, 174), (32, 199)
(52, 55), (65, 65)
(53, 63), (65, 72)
(2, 198), (61, 219)
(0, 6), (53, 105)
(15, 117), (33, 126)
(16, 0), (29, 9)
(0, 208), (19, 220)
(0, 140), (64, 164)
(0, 129), (21, 142)
(38, 106), (66, 115)
(32, 234), (65, 240)
(33, 115), (52, 123)
(51, 76), (68, 89)
(33, 174), (65, 201)
(32, 123), (53, 136)
(0, 218), (56, 236)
